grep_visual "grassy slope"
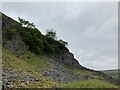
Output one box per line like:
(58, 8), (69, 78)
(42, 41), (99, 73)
(101, 69), (119, 79)
(62, 65), (118, 88)
(63, 65), (94, 76)
(61, 79), (118, 88)
(2, 47), (58, 88)
(2, 47), (118, 88)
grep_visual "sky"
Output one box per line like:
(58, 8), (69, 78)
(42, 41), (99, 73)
(2, 2), (118, 70)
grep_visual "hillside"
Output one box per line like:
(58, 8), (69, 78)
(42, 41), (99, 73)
(1, 12), (119, 89)
(101, 69), (120, 80)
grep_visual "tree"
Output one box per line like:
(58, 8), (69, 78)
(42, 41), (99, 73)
(18, 17), (35, 29)
(58, 39), (68, 47)
(17, 17), (69, 55)
(18, 17), (24, 26)
(46, 29), (57, 40)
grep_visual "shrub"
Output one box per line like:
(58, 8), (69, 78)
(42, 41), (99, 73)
(46, 29), (57, 40)
(58, 39), (68, 47)
(18, 18), (68, 55)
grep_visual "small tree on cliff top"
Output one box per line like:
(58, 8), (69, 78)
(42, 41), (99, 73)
(59, 39), (68, 47)
(18, 17), (35, 29)
(45, 29), (57, 40)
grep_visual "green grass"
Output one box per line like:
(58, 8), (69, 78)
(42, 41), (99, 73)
(2, 48), (119, 88)
(60, 79), (118, 88)
(62, 65), (118, 88)
(63, 65), (112, 81)
(63, 64), (94, 76)
(2, 48), (51, 72)
(2, 47), (58, 88)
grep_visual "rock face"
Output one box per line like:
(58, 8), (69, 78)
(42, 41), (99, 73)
(40, 58), (93, 83)
(51, 50), (82, 68)
(2, 13), (28, 56)
(48, 50), (85, 70)
(3, 34), (28, 56)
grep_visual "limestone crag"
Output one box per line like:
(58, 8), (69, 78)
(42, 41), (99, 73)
(48, 50), (85, 70)
(2, 13), (28, 56)
(40, 58), (93, 83)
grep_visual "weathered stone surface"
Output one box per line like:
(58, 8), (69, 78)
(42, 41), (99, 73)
(2, 13), (28, 56)
(40, 57), (119, 85)
(2, 68), (40, 88)
(40, 59), (93, 83)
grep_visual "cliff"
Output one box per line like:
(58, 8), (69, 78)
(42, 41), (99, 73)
(2, 12), (119, 88)
(2, 12), (84, 70)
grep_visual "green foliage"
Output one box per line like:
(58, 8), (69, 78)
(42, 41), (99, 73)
(5, 28), (16, 35)
(59, 39), (68, 47)
(18, 18), (68, 55)
(18, 17), (35, 29)
(46, 29), (57, 40)
(19, 28), (44, 54)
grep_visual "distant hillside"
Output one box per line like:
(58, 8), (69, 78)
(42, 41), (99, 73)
(1, 12), (119, 89)
(101, 69), (119, 80)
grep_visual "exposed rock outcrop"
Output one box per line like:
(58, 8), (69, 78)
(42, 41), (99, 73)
(40, 58), (93, 83)
(2, 13), (28, 56)
(2, 68), (40, 89)
(47, 50), (84, 70)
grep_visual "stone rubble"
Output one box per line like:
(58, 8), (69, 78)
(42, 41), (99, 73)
(2, 68), (40, 88)
(40, 59), (93, 83)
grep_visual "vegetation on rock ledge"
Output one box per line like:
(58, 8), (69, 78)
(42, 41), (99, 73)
(18, 18), (68, 55)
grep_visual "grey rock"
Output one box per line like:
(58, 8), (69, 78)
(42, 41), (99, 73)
(2, 68), (40, 88)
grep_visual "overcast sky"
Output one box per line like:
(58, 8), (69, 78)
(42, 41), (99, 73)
(2, 2), (118, 70)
